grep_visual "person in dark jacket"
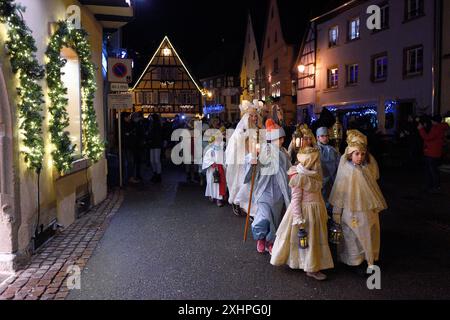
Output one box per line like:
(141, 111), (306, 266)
(149, 113), (163, 183)
(418, 115), (449, 193)
(129, 112), (146, 183)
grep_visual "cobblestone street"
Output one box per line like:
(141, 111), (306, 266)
(0, 191), (123, 300)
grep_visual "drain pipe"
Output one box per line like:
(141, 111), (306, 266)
(433, 0), (443, 116)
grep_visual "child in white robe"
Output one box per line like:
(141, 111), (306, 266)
(202, 127), (226, 207)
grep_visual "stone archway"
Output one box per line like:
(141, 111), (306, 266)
(0, 64), (18, 273)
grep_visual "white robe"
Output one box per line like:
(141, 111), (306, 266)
(202, 144), (225, 200)
(329, 155), (388, 266)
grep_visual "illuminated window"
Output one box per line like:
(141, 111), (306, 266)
(61, 47), (82, 157)
(329, 26), (339, 47)
(348, 18), (360, 40)
(271, 81), (281, 98)
(346, 64), (359, 85)
(327, 67), (339, 88)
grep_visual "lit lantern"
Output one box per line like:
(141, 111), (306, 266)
(293, 125), (303, 152)
(331, 116), (343, 151)
(298, 228), (309, 249)
(213, 167), (220, 183)
(329, 221), (343, 245)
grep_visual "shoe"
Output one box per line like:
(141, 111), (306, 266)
(306, 272), (327, 281)
(216, 200), (224, 207)
(257, 239), (266, 253)
(232, 204), (242, 216)
(208, 197), (215, 203)
(265, 242), (273, 255)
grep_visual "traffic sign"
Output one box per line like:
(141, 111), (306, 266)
(108, 58), (132, 83)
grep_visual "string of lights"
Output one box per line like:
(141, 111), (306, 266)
(0, 0), (45, 173)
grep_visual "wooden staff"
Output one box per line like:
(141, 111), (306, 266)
(243, 163), (257, 242)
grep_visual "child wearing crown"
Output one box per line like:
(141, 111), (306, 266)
(202, 127), (227, 207)
(270, 132), (334, 281)
(329, 130), (387, 268)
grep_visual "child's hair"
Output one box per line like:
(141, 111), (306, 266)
(346, 151), (371, 164)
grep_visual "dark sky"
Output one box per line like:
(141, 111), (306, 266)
(122, 0), (335, 80)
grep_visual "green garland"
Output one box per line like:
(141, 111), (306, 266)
(0, 0), (44, 173)
(46, 21), (104, 174)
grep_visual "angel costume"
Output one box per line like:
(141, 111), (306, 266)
(202, 130), (226, 203)
(225, 100), (264, 216)
(329, 130), (387, 267)
(271, 146), (334, 275)
(244, 119), (291, 247)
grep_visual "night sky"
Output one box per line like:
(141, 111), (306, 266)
(122, 0), (336, 80)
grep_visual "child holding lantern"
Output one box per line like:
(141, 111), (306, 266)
(329, 130), (387, 268)
(202, 127), (227, 207)
(270, 132), (334, 281)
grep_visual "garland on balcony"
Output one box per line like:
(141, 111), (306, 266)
(0, 0), (44, 173)
(46, 21), (104, 174)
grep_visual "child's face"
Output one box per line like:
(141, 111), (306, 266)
(352, 151), (366, 165)
(303, 136), (313, 147)
(318, 135), (329, 145)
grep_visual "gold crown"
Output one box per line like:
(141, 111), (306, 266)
(346, 130), (368, 152)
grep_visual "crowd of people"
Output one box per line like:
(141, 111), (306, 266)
(200, 100), (389, 281)
(117, 100), (449, 281)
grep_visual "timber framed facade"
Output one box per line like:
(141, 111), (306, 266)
(131, 36), (203, 116)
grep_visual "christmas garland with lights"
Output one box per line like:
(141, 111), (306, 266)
(46, 21), (104, 174)
(0, 0), (45, 172)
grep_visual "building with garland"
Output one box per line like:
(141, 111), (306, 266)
(296, 0), (441, 135)
(0, 0), (134, 272)
(131, 36), (204, 118)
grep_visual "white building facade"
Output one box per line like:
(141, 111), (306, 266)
(297, 0), (439, 134)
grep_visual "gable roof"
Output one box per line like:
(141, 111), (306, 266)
(131, 36), (203, 94)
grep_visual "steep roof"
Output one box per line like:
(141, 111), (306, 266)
(131, 36), (203, 93)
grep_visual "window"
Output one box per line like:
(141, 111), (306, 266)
(346, 64), (359, 85)
(380, 3), (390, 29)
(273, 58), (279, 74)
(159, 91), (169, 104)
(209, 80), (213, 88)
(61, 47), (82, 157)
(228, 77), (234, 87)
(405, 0), (424, 20)
(327, 67), (339, 88)
(404, 45), (424, 76)
(271, 81), (281, 98)
(348, 18), (360, 41)
(329, 26), (339, 47)
(372, 53), (388, 81)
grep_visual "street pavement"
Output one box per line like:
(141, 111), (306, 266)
(67, 161), (450, 300)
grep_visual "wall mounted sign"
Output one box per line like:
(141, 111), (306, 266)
(108, 58), (133, 83)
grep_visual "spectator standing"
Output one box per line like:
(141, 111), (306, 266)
(149, 113), (163, 183)
(418, 115), (449, 194)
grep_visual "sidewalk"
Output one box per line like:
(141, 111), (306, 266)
(0, 189), (123, 300)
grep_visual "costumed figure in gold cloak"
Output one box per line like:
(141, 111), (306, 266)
(329, 130), (388, 268)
